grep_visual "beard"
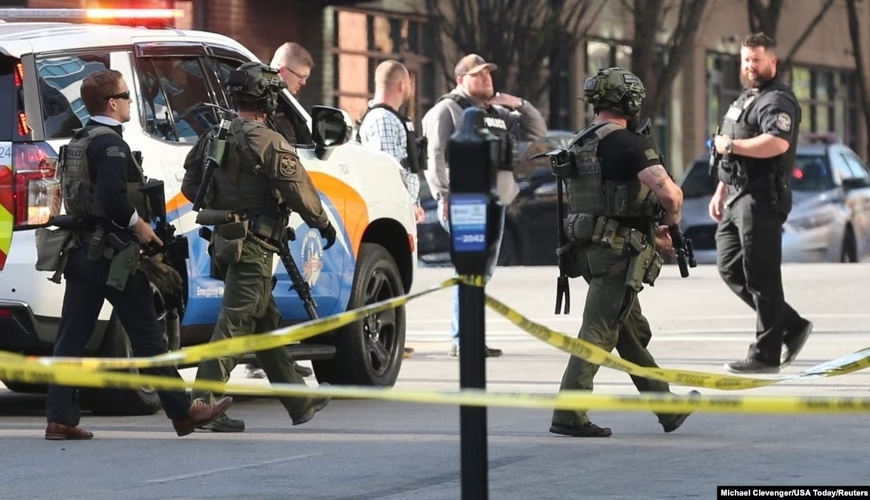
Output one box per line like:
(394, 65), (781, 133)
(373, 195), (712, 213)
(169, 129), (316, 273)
(741, 67), (775, 89)
(469, 87), (495, 102)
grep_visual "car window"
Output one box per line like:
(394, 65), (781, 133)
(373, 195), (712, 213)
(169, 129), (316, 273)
(840, 151), (870, 186)
(137, 56), (218, 143)
(0, 56), (18, 140)
(35, 53), (110, 139)
(680, 160), (718, 198)
(792, 154), (836, 192)
(209, 56), (312, 146)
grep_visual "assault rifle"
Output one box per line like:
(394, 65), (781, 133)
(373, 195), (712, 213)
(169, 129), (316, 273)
(635, 118), (697, 278)
(139, 179), (189, 310)
(192, 117), (232, 212)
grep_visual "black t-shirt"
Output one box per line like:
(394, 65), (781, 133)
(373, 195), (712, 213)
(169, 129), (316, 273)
(595, 128), (660, 182)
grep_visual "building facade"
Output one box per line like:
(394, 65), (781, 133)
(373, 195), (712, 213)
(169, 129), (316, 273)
(25, 0), (870, 176)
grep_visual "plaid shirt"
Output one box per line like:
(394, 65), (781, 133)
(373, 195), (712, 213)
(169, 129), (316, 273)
(358, 106), (420, 205)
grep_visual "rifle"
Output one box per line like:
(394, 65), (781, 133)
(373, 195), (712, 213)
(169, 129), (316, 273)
(635, 118), (697, 278)
(529, 148), (573, 314)
(278, 227), (318, 321)
(709, 126), (723, 175)
(139, 179), (190, 309)
(192, 117), (232, 212)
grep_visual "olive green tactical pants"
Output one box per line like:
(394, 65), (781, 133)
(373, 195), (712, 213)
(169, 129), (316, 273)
(193, 238), (311, 418)
(551, 245), (678, 427)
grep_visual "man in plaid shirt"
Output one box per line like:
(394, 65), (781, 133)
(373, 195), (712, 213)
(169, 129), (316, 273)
(357, 60), (426, 358)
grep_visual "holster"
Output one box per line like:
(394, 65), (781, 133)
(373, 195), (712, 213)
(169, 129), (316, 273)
(106, 233), (141, 291)
(624, 237), (663, 292)
(34, 227), (78, 284)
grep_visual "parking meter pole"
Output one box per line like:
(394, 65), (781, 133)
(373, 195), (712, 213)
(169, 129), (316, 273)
(448, 107), (504, 500)
(458, 281), (487, 500)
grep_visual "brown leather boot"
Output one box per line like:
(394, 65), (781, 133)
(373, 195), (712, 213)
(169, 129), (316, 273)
(45, 422), (94, 441)
(172, 397), (233, 437)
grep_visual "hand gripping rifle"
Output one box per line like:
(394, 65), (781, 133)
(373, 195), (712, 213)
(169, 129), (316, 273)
(139, 178), (189, 310)
(635, 118), (697, 278)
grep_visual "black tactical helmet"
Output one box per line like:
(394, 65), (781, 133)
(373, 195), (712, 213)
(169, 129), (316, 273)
(226, 61), (286, 113)
(580, 67), (645, 117)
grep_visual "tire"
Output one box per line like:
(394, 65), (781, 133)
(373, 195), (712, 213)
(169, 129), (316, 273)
(313, 243), (405, 386)
(79, 313), (162, 416)
(840, 227), (858, 263)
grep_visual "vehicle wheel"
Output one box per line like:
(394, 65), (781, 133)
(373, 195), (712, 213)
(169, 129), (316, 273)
(313, 243), (405, 386)
(497, 225), (520, 266)
(840, 227), (858, 263)
(79, 313), (162, 416)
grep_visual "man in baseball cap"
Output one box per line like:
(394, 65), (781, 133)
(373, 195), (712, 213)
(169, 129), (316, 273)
(421, 53), (547, 358)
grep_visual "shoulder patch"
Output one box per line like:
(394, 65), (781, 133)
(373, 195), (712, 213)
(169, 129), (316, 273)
(106, 146), (126, 159)
(775, 113), (792, 132)
(644, 148), (659, 161)
(279, 153), (298, 177)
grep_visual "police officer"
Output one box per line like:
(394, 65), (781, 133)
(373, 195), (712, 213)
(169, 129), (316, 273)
(44, 69), (232, 440)
(182, 62), (335, 433)
(421, 53), (548, 358)
(709, 33), (813, 374)
(549, 67), (697, 438)
(357, 60), (425, 359)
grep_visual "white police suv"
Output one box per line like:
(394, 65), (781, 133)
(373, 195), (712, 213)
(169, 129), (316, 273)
(0, 8), (417, 414)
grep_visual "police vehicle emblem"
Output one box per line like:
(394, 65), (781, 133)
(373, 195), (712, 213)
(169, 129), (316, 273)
(300, 229), (324, 287)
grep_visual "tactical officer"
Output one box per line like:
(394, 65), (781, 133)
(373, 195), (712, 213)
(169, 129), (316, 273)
(44, 69), (232, 440)
(549, 67), (697, 438)
(421, 53), (548, 358)
(709, 33), (813, 374)
(182, 62), (335, 433)
(357, 60), (424, 359)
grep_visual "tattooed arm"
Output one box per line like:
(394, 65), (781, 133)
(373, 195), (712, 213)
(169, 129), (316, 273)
(638, 163), (684, 225)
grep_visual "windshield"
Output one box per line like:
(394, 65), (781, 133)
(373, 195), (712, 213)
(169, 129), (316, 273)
(680, 154), (835, 198)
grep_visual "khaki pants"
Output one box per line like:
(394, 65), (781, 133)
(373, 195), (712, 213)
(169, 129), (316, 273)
(551, 244), (679, 427)
(193, 238), (311, 418)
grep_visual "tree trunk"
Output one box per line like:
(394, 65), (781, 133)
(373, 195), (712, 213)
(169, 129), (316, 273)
(845, 0), (870, 161)
(747, 0), (784, 39)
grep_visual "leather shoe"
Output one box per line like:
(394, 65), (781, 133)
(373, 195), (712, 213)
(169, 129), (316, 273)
(45, 422), (94, 441)
(549, 421), (612, 438)
(172, 396), (233, 437)
(782, 320), (813, 367)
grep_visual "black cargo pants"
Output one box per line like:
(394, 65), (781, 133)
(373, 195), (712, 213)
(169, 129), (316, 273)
(715, 190), (807, 364)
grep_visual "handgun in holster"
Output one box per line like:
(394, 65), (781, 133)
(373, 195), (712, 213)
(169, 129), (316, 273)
(106, 233), (141, 291)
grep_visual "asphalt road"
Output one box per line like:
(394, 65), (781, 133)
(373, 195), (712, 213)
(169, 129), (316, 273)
(2, 263), (869, 499)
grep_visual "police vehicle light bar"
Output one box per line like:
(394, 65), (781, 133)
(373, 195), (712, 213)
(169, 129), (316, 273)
(0, 8), (183, 22)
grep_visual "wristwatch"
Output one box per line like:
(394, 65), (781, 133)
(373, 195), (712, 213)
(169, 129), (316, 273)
(515, 98), (525, 109)
(725, 139), (734, 155)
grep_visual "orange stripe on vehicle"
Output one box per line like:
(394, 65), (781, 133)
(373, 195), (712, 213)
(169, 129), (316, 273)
(310, 172), (368, 258)
(166, 192), (189, 213)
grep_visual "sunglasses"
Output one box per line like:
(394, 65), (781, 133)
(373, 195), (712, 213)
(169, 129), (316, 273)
(105, 90), (131, 101)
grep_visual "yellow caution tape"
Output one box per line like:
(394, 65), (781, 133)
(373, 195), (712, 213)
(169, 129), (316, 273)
(2, 353), (870, 414)
(1, 278), (466, 370)
(484, 292), (870, 390)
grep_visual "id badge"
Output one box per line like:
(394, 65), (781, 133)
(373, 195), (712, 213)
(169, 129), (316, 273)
(725, 105), (742, 121)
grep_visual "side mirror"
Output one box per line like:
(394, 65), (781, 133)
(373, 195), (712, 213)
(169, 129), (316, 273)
(311, 105), (353, 159)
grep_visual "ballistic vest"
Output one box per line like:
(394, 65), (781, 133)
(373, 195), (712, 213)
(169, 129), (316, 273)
(718, 79), (798, 199)
(436, 93), (516, 168)
(357, 103), (427, 173)
(208, 118), (289, 243)
(558, 122), (658, 219)
(60, 125), (147, 223)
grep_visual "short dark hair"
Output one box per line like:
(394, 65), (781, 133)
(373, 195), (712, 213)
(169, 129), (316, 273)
(742, 33), (776, 52)
(80, 69), (124, 115)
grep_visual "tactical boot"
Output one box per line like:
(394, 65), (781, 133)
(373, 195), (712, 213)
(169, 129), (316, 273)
(660, 390), (700, 433)
(549, 421), (612, 438)
(291, 383), (331, 426)
(199, 412), (246, 433)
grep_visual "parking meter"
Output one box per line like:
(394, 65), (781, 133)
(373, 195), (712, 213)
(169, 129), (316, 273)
(448, 108), (506, 276)
(447, 106), (512, 500)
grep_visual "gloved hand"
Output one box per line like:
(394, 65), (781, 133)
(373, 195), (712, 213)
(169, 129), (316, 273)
(139, 253), (183, 297)
(318, 222), (336, 250)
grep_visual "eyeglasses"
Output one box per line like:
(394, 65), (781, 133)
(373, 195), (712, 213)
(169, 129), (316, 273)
(105, 90), (131, 101)
(283, 66), (309, 82)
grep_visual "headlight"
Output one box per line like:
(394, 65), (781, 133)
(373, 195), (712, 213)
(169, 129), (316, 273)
(787, 209), (836, 231)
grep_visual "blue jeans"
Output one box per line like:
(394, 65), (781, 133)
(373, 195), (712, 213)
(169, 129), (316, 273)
(438, 198), (505, 343)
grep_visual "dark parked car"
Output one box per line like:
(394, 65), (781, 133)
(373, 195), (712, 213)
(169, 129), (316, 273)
(417, 130), (575, 266)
